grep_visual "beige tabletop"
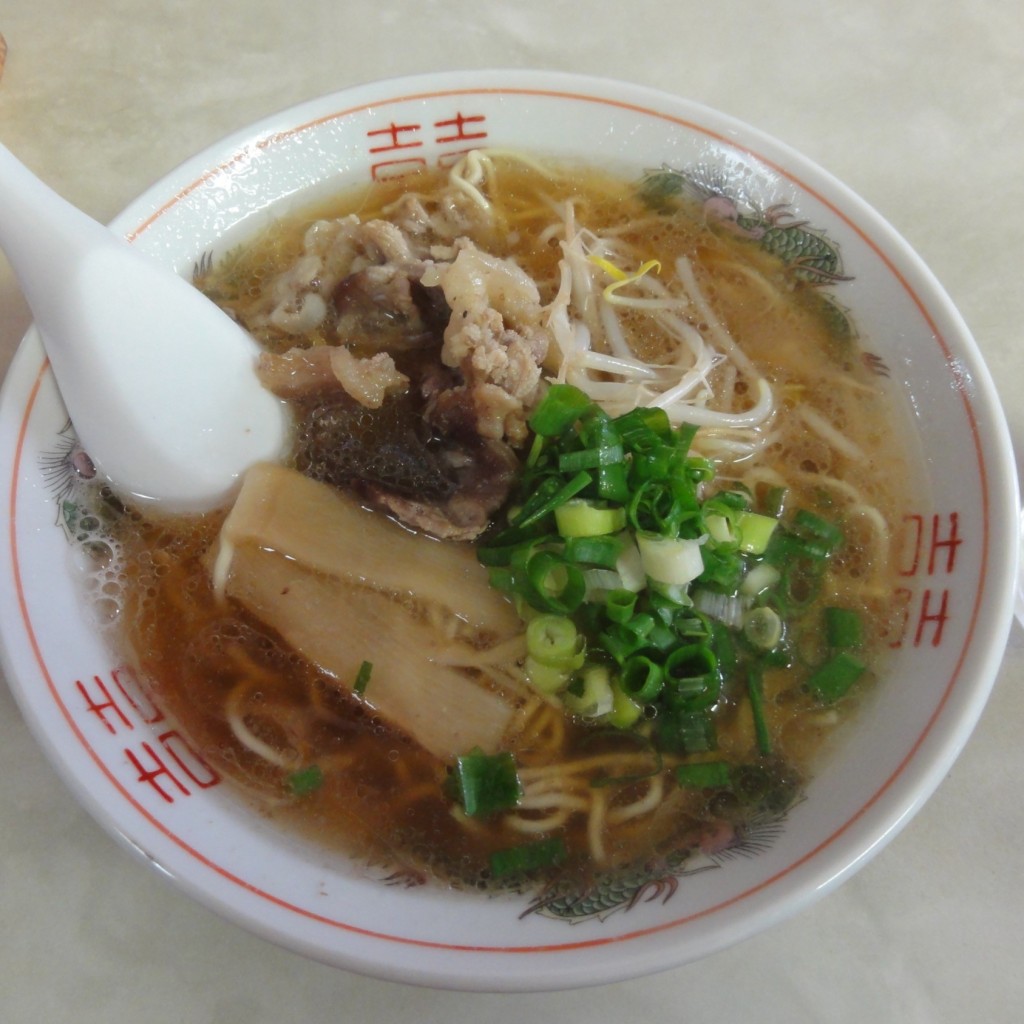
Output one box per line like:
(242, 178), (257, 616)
(2, 2), (1023, 1021)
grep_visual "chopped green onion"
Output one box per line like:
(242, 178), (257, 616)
(739, 562), (781, 597)
(604, 679), (644, 728)
(657, 709), (716, 753)
(526, 615), (584, 669)
(763, 485), (788, 518)
(636, 533), (704, 586)
(735, 510), (779, 555)
(708, 621), (736, 676)
(747, 665), (773, 755)
(664, 644), (720, 711)
(806, 651), (865, 703)
(486, 566), (516, 592)
(555, 499), (627, 538)
(614, 538), (646, 592)
(614, 405), (673, 446)
(479, 385), (875, 762)
(597, 461), (630, 502)
(704, 513), (734, 545)
(581, 569), (624, 601)
(287, 764), (324, 796)
(352, 660), (373, 696)
(696, 543), (743, 591)
(623, 611), (656, 638)
(824, 606), (863, 649)
(704, 489), (750, 516)
(674, 610), (713, 641)
(562, 665), (614, 718)
(489, 837), (567, 879)
(509, 471), (593, 532)
(525, 432), (545, 467)
(742, 606), (783, 650)
(792, 509), (844, 556)
(524, 655), (571, 695)
(604, 589), (638, 624)
(528, 383), (592, 436)
(620, 655), (664, 702)
(674, 421), (700, 454)
(525, 552), (587, 614)
(564, 533), (623, 568)
(452, 748), (523, 818)
(558, 444), (625, 473)
(675, 760), (731, 789)
(646, 621), (678, 652)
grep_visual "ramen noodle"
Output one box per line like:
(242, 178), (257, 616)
(95, 153), (912, 897)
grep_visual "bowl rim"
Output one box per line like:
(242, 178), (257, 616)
(0, 68), (1018, 990)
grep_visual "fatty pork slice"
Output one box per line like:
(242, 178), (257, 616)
(211, 463), (522, 762)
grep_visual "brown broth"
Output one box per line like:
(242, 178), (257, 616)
(107, 157), (913, 894)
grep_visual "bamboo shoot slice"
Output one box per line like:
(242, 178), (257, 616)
(219, 542), (519, 761)
(215, 462), (518, 637)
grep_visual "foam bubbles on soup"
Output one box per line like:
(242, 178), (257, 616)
(97, 155), (915, 901)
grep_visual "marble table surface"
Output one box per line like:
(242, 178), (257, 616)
(1, 2), (1022, 1021)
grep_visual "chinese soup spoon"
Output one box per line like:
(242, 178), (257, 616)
(0, 142), (289, 511)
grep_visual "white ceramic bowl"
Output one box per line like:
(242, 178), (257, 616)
(0, 70), (1017, 991)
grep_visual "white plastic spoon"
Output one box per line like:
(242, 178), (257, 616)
(0, 143), (290, 512)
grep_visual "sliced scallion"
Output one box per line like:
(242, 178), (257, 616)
(747, 665), (773, 755)
(489, 836), (567, 879)
(620, 655), (664, 702)
(824, 606), (863, 649)
(524, 552), (587, 614)
(735, 510), (779, 555)
(352, 659), (373, 696)
(524, 655), (571, 695)
(452, 748), (523, 818)
(742, 606), (783, 651)
(605, 679), (644, 728)
(807, 651), (865, 703)
(636, 533), (704, 586)
(526, 615), (584, 670)
(557, 444), (625, 473)
(675, 760), (731, 789)
(555, 499), (627, 538)
(604, 588), (638, 624)
(562, 665), (614, 718)
(564, 533), (623, 568)
(287, 764), (324, 797)
(528, 383), (592, 436)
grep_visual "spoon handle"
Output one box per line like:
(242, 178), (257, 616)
(0, 142), (289, 510)
(0, 143), (126, 311)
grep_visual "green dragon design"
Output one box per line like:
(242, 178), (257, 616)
(638, 163), (857, 344)
(520, 811), (790, 923)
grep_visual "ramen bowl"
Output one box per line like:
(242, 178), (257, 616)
(0, 70), (1016, 991)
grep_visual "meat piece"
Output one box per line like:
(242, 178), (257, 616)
(420, 242), (550, 445)
(332, 263), (432, 349)
(365, 438), (520, 541)
(265, 253), (330, 335)
(254, 215), (432, 341)
(247, 217), (547, 540)
(257, 345), (408, 408)
(328, 347), (408, 409)
(353, 218), (418, 264)
(409, 280), (451, 335)
(296, 395), (456, 501)
(294, 390), (519, 541)
(426, 382), (523, 446)
(257, 346), (336, 398)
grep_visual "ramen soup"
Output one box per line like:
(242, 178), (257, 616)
(95, 153), (913, 897)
